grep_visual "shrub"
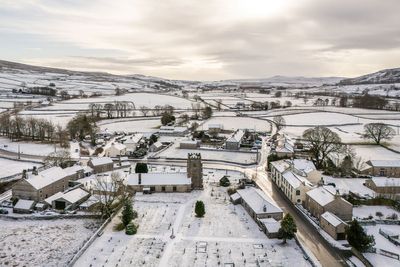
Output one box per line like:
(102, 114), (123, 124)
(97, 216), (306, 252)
(195, 200), (205, 218)
(219, 176), (231, 187)
(227, 187), (237, 196)
(125, 222), (138, 235)
(114, 222), (125, 231)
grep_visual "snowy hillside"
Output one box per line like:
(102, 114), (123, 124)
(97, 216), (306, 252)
(339, 68), (400, 85)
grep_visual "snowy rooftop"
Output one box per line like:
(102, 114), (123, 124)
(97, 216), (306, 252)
(44, 192), (64, 205)
(292, 159), (316, 174)
(259, 218), (280, 233)
(230, 192), (241, 202)
(321, 211), (346, 227)
(270, 160), (289, 173)
(26, 166), (68, 190)
(226, 130), (244, 143)
(127, 172), (191, 186)
(89, 157), (113, 166)
(306, 186), (336, 206)
(124, 134), (143, 144)
(367, 160), (400, 168)
(151, 141), (163, 148)
(236, 187), (282, 214)
(56, 188), (89, 204)
(14, 199), (35, 210)
(282, 171), (302, 188)
(371, 177), (400, 187)
(64, 165), (84, 176)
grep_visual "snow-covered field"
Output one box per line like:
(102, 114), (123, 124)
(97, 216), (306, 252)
(0, 158), (42, 179)
(201, 116), (271, 132)
(98, 118), (161, 133)
(0, 137), (60, 156)
(75, 179), (310, 267)
(157, 142), (258, 164)
(0, 218), (101, 267)
(364, 224), (400, 267)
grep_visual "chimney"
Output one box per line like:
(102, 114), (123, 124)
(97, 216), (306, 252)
(138, 173), (142, 185)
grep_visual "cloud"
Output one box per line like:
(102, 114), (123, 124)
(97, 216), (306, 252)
(0, 0), (399, 80)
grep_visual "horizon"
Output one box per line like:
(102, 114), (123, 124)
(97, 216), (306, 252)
(1, 0), (400, 80)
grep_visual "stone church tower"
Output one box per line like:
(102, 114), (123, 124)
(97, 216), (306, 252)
(187, 153), (203, 189)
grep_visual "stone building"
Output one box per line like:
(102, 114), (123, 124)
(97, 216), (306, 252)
(127, 172), (192, 193)
(188, 153), (203, 189)
(365, 177), (400, 195)
(305, 186), (353, 221)
(225, 130), (244, 150)
(12, 166), (82, 202)
(362, 160), (400, 177)
(320, 211), (348, 240)
(87, 157), (114, 173)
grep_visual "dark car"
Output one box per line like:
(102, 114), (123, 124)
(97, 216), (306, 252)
(0, 208), (9, 214)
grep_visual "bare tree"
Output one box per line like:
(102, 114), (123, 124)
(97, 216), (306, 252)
(273, 115), (286, 131)
(140, 106), (149, 116)
(363, 123), (395, 144)
(93, 172), (126, 218)
(303, 126), (344, 169)
(44, 150), (71, 168)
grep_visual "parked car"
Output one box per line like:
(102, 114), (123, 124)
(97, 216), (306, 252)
(0, 208), (9, 214)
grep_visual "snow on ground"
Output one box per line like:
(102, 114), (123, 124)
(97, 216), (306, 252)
(323, 176), (375, 198)
(351, 145), (400, 162)
(0, 158), (42, 179)
(157, 142), (258, 164)
(76, 178), (310, 267)
(353, 206), (400, 220)
(0, 218), (101, 267)
(283, 112), (360, 126)
(98, 118), (160, 133)
(0, 137), (61, 156)
(363, 224), (400, 267)
(201, 116), (271, 132)
(39, 93), (194, 110)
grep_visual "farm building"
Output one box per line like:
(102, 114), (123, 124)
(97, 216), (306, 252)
(12, 166), (83, 202)
(122, 134), (143, 152)
(259, 218), (281, 238)
(305, 186), (353, 221)
(362, 160), (400, 177)
(87, 157), (114, 173)
(320, 211), (348, 240)
(179, 140), (200, 149)
(159, 126), (188, 136)
(45, 187), (90, 210)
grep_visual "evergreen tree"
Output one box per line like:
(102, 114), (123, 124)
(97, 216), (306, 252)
(125, 222), (138, 235)
(135, 162), (148, 173)
(121, 199), (134, 227)
(278, 213), (297, 244)
(346, 219), (375, 252)
(219, 176), (231, 187)
(340, 155), (353, 177)
(195, 200), (205, 217)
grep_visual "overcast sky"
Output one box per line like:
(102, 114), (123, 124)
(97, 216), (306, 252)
(1, 0), (399, 80)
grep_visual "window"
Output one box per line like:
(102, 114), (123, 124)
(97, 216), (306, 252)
(162, 186), (166, 192)
(173, 186), (177, 192)
(296, 190), (301, 196)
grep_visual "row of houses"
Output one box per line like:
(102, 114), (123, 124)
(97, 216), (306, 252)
(270, 158), (352, 240)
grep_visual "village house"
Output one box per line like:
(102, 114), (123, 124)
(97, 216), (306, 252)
(122, 134), (143, 153)
(104, 142), (127, 157)
(207, 124), (223, 133)
(179, 140), (200, 149)
(362, 160), (400, 177)
(87, 157), (114, 173)
(12, 166), (84, 202)
(305, 186), (353, 221)
(365, 177), (400, 196)
(270, 159), (320, 205)
(225, 129), (244, 150)
(149, 141), (164, 152)
(320, 211), (348, 240)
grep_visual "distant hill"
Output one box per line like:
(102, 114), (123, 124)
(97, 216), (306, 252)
(339, 68), (400, 85)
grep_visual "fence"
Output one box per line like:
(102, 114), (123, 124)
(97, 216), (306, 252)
(379, 228), (400, 246)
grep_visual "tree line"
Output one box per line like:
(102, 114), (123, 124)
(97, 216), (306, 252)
(0, 113), (69, 147)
